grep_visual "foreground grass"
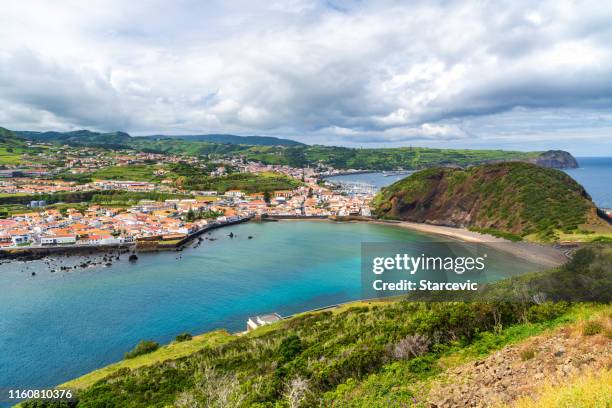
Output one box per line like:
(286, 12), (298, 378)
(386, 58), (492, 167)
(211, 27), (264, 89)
(510, 368), (612, 408)
(60, 330), (233, 390)
(321, 303), (611, 407)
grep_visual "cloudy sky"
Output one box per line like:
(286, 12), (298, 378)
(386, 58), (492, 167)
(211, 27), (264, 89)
(1, 0), (611, 154)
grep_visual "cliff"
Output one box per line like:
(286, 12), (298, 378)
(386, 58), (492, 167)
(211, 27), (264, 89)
(532, 150), (579, 169)
(372, 162), (602, 240)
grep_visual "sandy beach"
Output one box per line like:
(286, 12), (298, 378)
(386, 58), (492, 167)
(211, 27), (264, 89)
(371, 220), (568, 267)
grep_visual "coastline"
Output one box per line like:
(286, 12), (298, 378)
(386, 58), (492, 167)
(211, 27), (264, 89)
(368, 220), (568, 267)
(1, 214), (568, 268)
(0, 216), (251, 260)
(276, 217), (568, 268)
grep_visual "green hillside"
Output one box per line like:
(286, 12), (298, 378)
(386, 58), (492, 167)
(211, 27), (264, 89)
(14, 128), (575, 171)
(372, 162), (610, 242)
(21, 246), (612, 408)
(17, 129), (132, 149)
(145, 134), (305, 147)
(0, 127), (31, 165)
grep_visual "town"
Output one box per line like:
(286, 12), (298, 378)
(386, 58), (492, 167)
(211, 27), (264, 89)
(0, 148), (373, 252)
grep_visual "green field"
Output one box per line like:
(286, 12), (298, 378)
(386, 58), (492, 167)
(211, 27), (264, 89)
(0, 147), (23, 164)
(91, 165), (162, 181)
(61, 331), (234, 391)
(178, 171), (301, 193)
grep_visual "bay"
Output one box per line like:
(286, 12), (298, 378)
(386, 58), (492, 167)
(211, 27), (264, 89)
(0, 221), (542, 391)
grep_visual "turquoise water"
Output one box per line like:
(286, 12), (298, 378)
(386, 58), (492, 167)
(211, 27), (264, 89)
(327, 157), (612, 208)
(0, 221), (542, 392)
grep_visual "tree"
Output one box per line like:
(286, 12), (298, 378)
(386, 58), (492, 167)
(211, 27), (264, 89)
(263, 191), (271, 204)
(186, 209), (195, 222)
(124, 340), (159, 359)
(285, 376), (311, 408)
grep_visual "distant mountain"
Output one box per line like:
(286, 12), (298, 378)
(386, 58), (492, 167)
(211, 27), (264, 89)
(372, 161), (607, 241)
(0, 127), (27, 147)
(16, 130), (132, 148)
(144, 134), (305, 146)
(15, 129), (304, 148)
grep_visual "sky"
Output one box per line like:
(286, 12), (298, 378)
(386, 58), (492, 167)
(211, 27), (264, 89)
(0, 0), (611, 155)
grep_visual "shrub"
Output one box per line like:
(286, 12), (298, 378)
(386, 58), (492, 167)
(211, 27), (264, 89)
(526, 302), (568, 323)
(124, 340), (160, 359)
(278, 335), (303, 363)
(392, 334), (431, 360)
(582, 321), (603, 336)
(519, 346), (536, 361)
(175, 333), (193, 342)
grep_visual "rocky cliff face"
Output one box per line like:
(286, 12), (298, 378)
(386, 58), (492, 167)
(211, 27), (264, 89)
(532, 150), (579, 169)
(372, 162), (598, 239)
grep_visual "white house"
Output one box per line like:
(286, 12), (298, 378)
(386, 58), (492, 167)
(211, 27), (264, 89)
(246, 313), (282, 331)
(225, 189), (244, 198)
(41, 234), (77, 245)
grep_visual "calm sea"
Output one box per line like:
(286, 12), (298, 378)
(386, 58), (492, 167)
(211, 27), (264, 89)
(565, 157), (612, 209)
(0, 221), (543, 394)
(326, 157), (612, 208)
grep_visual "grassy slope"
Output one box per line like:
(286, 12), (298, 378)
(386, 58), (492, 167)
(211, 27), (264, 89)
(13, 127), (546, 171)
(510, 369), (612, 408)
(301, 146), (540, 170)
(40, 304), (610, 408)
(373, 162), (611, 242)
(50, 303), (610, 408)
(90, 165), (162, 182)
(0, 127), (31, 165)
(61, 331), (233, 391)
(177, 171), (301, 193)
(322, 303), (611, 407)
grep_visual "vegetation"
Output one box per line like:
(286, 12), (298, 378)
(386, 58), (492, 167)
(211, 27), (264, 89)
(124, 340), (160, 359)
(14, 128), (551, 171)
(582, 320), (603, 336)
(90, 191), (190, 205)
(145, 134), (305, 147)
(90, 165), (162, 182)
(177, 172), (300, 193)
(58, 331), (232, 391)
(373, 162), (611, 242)
(23, 247), (611, 407)
(0, 190), (190, 206)
(175, 333), (193, 342)
(510, 369), (612, 408)
(0, 127), (40, 165)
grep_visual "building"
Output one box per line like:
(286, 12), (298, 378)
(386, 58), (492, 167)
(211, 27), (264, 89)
(246, 313), (282, 331)
(11, 233), (30, 245)
(41, 234), (77, 245)
(225, 189), (244, 198)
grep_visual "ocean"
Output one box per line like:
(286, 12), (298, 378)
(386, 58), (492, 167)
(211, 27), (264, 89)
(326, 157), (612, 208)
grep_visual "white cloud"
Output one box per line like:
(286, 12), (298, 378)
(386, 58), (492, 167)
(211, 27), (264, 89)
(0, 0), (611, 153)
